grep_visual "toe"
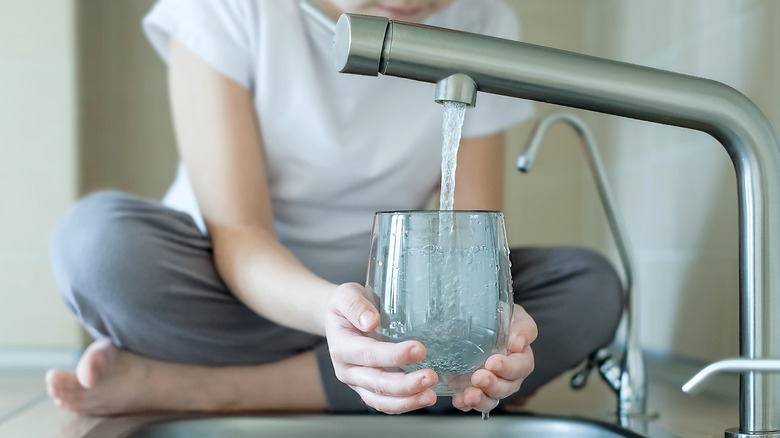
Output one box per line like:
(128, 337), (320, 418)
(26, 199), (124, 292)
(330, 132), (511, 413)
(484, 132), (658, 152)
(46, 369), (82, 398)
(76, 338), (116, 389)
(51, 383), (88, 414)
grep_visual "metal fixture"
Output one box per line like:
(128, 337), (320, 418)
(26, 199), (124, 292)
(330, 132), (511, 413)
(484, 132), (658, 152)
(435, 74), (478, 107)
(302, 7), (780, 437)
(683, 358), (780, 395)
(683, 358), (780, 437)
(516, 112), (647, 423)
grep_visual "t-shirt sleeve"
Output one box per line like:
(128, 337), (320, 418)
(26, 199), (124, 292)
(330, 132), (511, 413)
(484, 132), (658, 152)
(460, 2), (535, 138)
(142, 0), (256, 90)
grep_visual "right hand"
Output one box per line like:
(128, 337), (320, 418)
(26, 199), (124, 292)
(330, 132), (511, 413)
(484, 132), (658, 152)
(325, 283), (439, 414)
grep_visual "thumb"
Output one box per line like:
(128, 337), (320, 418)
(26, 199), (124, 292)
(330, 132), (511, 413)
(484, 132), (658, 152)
(334, 283), (380, 333)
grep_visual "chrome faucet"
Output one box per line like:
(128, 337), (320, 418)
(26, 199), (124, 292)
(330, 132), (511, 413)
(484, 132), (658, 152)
(302, 3), (780, 436)
(516, 112), (648, 424)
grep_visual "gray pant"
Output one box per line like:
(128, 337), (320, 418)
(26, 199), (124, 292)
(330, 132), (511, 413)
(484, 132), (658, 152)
(50, 191), (622, 413)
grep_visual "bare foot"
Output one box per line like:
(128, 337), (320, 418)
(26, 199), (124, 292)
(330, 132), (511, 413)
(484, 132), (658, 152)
(46, 339), (326, 415)
(46, 338), (179, 415)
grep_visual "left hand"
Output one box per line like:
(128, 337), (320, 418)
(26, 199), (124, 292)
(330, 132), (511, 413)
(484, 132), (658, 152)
(451, 304), (537, 413)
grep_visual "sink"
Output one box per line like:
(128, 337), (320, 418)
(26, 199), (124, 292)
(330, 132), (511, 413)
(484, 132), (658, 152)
(129, 414), (657, 438)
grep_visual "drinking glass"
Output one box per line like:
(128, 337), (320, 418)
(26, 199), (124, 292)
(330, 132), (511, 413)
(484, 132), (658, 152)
(366, 210), (513, 395)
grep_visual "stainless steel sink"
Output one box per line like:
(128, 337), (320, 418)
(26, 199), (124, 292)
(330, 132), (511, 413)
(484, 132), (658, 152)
(129, 414), (658, 438)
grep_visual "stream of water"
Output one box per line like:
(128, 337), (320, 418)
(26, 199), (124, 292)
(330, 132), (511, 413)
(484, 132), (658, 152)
(439, 101), (468, 211)
(433, 102), (493, 420)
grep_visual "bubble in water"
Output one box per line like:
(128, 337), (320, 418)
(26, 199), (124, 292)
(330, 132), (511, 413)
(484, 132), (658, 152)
(377, 260), (384, 267)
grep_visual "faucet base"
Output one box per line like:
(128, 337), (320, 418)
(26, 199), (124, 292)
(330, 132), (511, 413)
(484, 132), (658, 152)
(725, 428), (780, 438)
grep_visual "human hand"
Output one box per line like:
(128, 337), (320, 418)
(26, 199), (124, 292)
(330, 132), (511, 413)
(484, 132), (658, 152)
(452, 304), (537, 413)
(325, 283), (439, 414)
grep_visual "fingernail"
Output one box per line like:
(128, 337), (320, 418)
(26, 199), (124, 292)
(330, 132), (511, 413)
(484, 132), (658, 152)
(359, 312), (372, 329)
(419, 393), (434, 406)
(410, 345), (423, 358)
(492, 360), (503, 372)
(421, 375), (433, 387)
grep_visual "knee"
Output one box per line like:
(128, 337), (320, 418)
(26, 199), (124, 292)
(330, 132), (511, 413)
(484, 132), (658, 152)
(52, 191), (125, 285)
(50, 191), (153, 320)
(560, 246), (624, 348)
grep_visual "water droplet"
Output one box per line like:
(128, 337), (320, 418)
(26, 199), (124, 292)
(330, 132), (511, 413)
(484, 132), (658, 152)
(377, 260), (384, 267)
(482, 411), (490, 421)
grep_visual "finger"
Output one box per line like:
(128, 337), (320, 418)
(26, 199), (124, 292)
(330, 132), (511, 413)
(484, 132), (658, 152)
(332, 284), (381, 332)
(333, 337), (427, 368)
(485, 346), (535, 382)
(471, 368), (522, 400)
(462, 386), (499, 413)
(510, 305), (538, 350)
(341, 366), (437, 397)
(451, 392), (472, 412)
(352, 386), (437, 415)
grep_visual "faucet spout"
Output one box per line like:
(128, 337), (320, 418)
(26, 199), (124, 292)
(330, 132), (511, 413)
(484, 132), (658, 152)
(331, 13), (780, 436)
(435, 74), (477, 108)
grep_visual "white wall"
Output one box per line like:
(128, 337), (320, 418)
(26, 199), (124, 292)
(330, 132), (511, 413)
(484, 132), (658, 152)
(585, 0), (778, 362)
(505, 0), (779, 362)
(0, 0), (81, 347)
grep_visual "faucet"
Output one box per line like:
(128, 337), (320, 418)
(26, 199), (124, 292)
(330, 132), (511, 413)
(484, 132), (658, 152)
(516, 112), (648, 424)
(302, 4), (780, 436)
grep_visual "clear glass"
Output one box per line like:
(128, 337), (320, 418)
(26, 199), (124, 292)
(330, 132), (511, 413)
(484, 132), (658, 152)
(366, 211), (513, 395)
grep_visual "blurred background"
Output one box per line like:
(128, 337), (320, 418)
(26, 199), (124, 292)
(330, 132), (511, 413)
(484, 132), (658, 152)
(0, 0), (777, 379)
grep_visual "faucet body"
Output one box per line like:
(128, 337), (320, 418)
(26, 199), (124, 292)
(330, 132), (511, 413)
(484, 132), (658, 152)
(517, 112), (647, 422)
(333, 14), (780, 436)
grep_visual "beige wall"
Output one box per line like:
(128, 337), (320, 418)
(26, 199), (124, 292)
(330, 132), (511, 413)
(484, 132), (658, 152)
(503, 0), (595, 249)
(0, 0), (81, 347)
(79, 0), (176, 198)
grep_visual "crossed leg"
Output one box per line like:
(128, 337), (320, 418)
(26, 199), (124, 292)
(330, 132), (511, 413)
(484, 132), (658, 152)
(47, 191), (622, 415)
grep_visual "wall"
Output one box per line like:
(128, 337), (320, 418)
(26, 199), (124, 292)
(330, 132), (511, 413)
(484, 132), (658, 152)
(583, 0), (778, 362)
(504, 0), (779, 362)
(0, 0), (81, 348)
(79, 0), (176, 198)
(502, 1), (597, 249)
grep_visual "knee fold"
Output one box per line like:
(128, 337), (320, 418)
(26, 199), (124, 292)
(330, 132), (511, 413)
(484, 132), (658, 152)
(557, 247), (624, 350)
(50, 190), (141, 308)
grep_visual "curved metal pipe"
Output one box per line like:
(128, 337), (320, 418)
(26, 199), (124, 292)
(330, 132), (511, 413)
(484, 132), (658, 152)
(517, 112), (634, 298)
(683, 358), (780, 395)
(516, 112), (646, 418)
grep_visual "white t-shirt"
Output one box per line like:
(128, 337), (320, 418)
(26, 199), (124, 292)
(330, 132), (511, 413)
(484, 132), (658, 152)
(143, 0), (534, 285)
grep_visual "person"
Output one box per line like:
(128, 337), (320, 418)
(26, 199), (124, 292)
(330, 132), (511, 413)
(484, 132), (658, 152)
(45, 0), (622, 416)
